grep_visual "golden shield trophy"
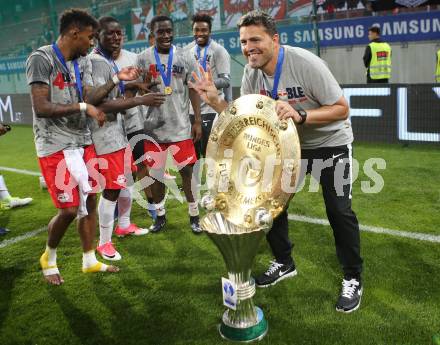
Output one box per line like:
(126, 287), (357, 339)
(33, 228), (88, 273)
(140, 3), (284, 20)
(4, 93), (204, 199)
(200, 94), (301, 342)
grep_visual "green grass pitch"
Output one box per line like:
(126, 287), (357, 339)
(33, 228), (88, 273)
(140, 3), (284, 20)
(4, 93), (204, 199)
(0, 125), (439, 345)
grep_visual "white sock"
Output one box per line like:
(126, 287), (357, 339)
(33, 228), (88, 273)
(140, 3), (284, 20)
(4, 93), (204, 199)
(98, 195), (117, 247)
(46, 245), (57, 266)
(156, 198), (166, 217)
(188, 201), (199, 217)
(82, 250), (99, 268)
(118, 186), (133, 229)
(0, 175), (11, 200)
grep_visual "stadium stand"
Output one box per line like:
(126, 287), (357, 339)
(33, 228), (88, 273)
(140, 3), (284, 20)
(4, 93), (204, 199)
(0, 0), (438, 58)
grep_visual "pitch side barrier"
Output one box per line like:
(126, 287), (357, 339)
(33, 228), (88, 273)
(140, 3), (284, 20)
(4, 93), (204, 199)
(1, 84), (439, 144)
(231, 83), (440, 144)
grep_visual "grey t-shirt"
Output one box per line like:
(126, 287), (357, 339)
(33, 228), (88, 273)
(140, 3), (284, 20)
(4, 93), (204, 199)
(241, 45), (353, 149)
(84, 52), (127, 155)
(185, 40), (230, 115)
(25, 45), (92, 157)
(115, 49), (145, 135)
(136, 46), (196, 143)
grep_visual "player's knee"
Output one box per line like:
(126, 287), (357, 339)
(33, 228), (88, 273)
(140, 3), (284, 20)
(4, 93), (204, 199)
(87, 194), (97, 210)
(58, 207), (78, 221)
(179, 165), (193, 179)
(137, 163), (147, 174)
(149, 167), (165, 180)
(102, 189), (120, 201)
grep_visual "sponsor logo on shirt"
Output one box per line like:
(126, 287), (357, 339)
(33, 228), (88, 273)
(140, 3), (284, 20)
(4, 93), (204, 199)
(192, 54), (212, 64)
(53, 71), (83, 90)
(148, 63), (185, 77)
(260, 86), (308, 103)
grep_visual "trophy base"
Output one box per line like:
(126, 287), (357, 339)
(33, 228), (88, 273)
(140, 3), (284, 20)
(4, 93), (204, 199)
(218, 307), (268, 342)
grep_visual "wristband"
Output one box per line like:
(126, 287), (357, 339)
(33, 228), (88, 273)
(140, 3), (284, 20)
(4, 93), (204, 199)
(79, 102), (87, 115)
(112, 74), (120, 85)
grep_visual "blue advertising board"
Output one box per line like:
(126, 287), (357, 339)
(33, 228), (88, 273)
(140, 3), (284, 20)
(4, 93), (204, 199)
(290, 10), (440, 48)
(1, 10), (439, 75)
(0, 56), (28, 75)
(123, 10), (440, 55)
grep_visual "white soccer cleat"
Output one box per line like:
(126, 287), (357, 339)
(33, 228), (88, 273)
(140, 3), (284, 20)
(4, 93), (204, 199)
(2, 197), (33, 209)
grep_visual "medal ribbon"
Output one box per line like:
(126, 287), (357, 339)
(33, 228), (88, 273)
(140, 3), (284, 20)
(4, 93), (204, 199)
(154, 45), (174, 88)
(94, 46), (125, 95)
(269, 46), (284, 100)
(52, 42), (83, 101)
(196, 40), (210, 71)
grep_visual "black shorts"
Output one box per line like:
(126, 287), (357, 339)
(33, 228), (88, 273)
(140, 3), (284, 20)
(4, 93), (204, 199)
(126, 130), (145, 163)
(190, 113), (217, 158)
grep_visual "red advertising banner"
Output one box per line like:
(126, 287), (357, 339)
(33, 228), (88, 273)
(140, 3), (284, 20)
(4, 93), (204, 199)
(224, 0), (254, 28)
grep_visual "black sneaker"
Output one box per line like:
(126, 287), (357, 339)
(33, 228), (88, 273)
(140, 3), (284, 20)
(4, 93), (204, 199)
(190, 215), (202, 234)
(335, 277), (363, 313)
(255, 260), (297, 288)
(149, 215), (166, 233)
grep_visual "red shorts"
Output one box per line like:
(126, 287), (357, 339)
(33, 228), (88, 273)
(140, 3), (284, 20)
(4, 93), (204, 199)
(97, 147), (137, 190)
(144, 139), (197, 169)
(38, 145), (99, 209)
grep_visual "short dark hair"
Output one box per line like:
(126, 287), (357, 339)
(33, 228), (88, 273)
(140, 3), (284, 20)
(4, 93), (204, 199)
(150, 15), (173, 33)
(98, 16), (119, 32)
(237, 10), (277, 36)
(192, 13), (212, 31)
(59, 8), (98, 35)
(369, 26), (381, 35)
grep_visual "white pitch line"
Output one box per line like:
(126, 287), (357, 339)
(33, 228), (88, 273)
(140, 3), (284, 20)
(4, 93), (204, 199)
(0, 227), (46, 249)
(0, 166), (41, 176)
(2, 214), (438, 250)
(288, 214), (440, 243)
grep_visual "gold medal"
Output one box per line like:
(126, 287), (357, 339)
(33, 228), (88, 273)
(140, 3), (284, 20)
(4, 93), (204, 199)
(164, 86), (173, 95)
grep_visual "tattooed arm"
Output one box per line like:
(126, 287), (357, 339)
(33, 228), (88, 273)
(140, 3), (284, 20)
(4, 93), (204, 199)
(31, 82), (81, 117)
(97, 93), (166, 113)
(83, 80), (117, 106)
(30, 82), (105, 125)
(84, 66), (141, 105)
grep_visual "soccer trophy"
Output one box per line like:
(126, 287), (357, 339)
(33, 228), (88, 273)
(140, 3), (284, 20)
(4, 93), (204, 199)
(200, 94), (301, 342)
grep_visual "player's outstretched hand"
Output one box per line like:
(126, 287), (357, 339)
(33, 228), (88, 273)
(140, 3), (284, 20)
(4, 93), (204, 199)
(117, 66), (141, 81)
(86, 104), (106, 127)
(139, 93), (166, 107)
(137, 81), (160, 94)
(189, 65), (219, 106)
(132, 72), (160, 95)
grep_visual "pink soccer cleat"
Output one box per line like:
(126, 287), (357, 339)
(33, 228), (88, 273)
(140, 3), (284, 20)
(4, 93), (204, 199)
(114, 224), (135, 237)
(96, 242), (121, 261)
(127, 223), (149, 236)
(115, 223), (149, 237)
